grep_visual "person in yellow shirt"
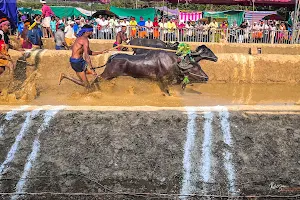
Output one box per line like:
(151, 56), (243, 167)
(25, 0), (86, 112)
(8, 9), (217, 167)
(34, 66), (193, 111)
(167, 18), (176, 40)
(129, 17), (137, 38)
(209, 18), (219, 42)
(209, 18), (218, 29)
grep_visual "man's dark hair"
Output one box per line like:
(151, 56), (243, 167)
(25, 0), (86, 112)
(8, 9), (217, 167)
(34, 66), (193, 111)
(82, 24), (93, 29)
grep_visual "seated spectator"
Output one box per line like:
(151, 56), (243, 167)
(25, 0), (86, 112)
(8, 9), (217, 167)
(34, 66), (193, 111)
(27, 20), (43, 49)
(21, 20), (32, 49)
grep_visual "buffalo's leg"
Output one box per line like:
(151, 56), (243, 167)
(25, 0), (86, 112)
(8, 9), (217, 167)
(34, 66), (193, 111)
(158, 77), (171, 96)
(90, 76), (101, 90)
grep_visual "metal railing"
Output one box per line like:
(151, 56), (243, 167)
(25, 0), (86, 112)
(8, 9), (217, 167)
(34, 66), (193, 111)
(92, 25), (300, 44)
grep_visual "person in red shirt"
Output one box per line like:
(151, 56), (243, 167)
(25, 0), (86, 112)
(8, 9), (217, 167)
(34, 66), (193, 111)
(153, 17), (160, 39)
(41, 0), (54, 38)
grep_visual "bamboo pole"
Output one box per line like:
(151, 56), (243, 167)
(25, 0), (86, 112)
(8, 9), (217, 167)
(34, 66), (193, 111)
(119, 44), (177, 52)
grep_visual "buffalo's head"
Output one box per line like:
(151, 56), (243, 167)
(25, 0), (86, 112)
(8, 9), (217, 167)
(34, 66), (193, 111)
(178, 63), (209, 84)
(167, 41), (179, 50)
(191, 45), (218, 63)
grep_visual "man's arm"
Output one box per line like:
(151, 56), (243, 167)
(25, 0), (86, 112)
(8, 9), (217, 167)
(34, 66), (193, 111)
(83, 38), (93, 69)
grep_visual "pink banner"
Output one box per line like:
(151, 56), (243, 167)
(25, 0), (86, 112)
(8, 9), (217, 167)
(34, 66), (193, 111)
(179, 12), (202, 22)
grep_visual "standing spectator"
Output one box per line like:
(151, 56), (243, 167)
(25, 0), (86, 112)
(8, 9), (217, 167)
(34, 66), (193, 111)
(209, 18), (218, 42)
(185, 21), (193, 41)
(50, 16), (56, 34)
(99, 16), (108, 39)
(120, 17), (130, 36)
(238, 21), (247, 43)
(95, 15), (101, 25)
(145, 18), (153, 38)
(40, 0), (54, 38)
(269, 22), (276, 44)
(167, 17), (176, 41)
(220, 21), (228, 40)
(80, 17), (86, 27)
(129, 17), (137, 38)
(252, 22), (262, 42)
(64, 21), (76, 47)
(229, 20), (238, 43)
(260, 21), (269, 43)
(203, 21), (209, 42)
(55, 24), (68, 50)
(115, 18), (121, 35)
(153, 17), (159, 39)
(73, 19), (80, 34)
(138, 17), (146, 38)
(195, 20), (203, 42)
(17, 15), (27, 39)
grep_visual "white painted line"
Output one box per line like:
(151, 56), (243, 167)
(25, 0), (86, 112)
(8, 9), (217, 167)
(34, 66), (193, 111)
(200, 111), (214, 193)
(0, 106), (31, 138)
(219, 107), (238, 195)
(4, 106), (30, 121)
(0, 109), (40, 179)
(180, 107), (197, 199)
(0, 125), (4, 138)
(11, 106), (65, 200)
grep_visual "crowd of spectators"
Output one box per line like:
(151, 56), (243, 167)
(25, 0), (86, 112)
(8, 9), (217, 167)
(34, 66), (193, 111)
(16, 1), (296, 50)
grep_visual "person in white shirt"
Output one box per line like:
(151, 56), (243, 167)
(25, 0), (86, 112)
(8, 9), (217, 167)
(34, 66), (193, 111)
(185, 21), (193, 41)
(64, 21), (76, 46)
(115, 19), (121, 35)
(95, 15), (101, 25)
(145, 18), (153, 38)
(99, 17), (108, 39)
(120, 18), (130, 36)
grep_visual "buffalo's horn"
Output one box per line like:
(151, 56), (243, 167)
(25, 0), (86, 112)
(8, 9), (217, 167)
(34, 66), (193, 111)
(191, 48), (203, 56)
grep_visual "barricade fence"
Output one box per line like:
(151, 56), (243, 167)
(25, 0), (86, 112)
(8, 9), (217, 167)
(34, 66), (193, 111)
(92, 25), (300, 45)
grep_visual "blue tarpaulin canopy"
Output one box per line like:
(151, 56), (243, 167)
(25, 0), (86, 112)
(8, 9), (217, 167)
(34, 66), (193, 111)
(0, 0), (18, 28)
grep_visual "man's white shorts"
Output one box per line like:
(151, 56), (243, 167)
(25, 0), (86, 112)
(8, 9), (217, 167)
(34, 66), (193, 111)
(42, 16), (51, 28)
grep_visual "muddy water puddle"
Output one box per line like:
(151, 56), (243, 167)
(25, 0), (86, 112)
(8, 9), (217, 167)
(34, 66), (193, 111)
(8, 81), (300, 106)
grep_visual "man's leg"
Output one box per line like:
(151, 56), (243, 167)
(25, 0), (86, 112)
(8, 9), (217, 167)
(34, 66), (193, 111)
(59, 71), (90, 89)
(47, 27), (54, 38)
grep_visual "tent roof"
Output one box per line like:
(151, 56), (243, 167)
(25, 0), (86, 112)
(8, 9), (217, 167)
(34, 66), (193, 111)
(146, 0), (295, 6)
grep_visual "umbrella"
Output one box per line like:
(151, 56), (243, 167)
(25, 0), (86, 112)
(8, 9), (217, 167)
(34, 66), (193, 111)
(262, 14), (284, 21)
(91, 10), (119, 18)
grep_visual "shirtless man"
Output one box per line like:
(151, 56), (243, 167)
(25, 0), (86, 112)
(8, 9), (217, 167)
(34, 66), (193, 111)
(59, 24), (105, 91)
(113, 26), (129, 51)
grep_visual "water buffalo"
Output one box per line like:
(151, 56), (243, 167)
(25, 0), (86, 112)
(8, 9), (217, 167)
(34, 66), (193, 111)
(129, 38), (179, 55)
(97, 45), (218, 95)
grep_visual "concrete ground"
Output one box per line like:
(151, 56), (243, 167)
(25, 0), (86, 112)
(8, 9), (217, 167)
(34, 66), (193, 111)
(0, 106), (299, 200)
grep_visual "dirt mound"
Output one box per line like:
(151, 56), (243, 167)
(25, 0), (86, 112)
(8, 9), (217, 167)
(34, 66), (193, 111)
(0, 70), (39, 103)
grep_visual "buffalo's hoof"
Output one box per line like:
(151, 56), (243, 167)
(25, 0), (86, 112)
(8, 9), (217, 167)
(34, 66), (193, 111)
(181, 83), (186, 90)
